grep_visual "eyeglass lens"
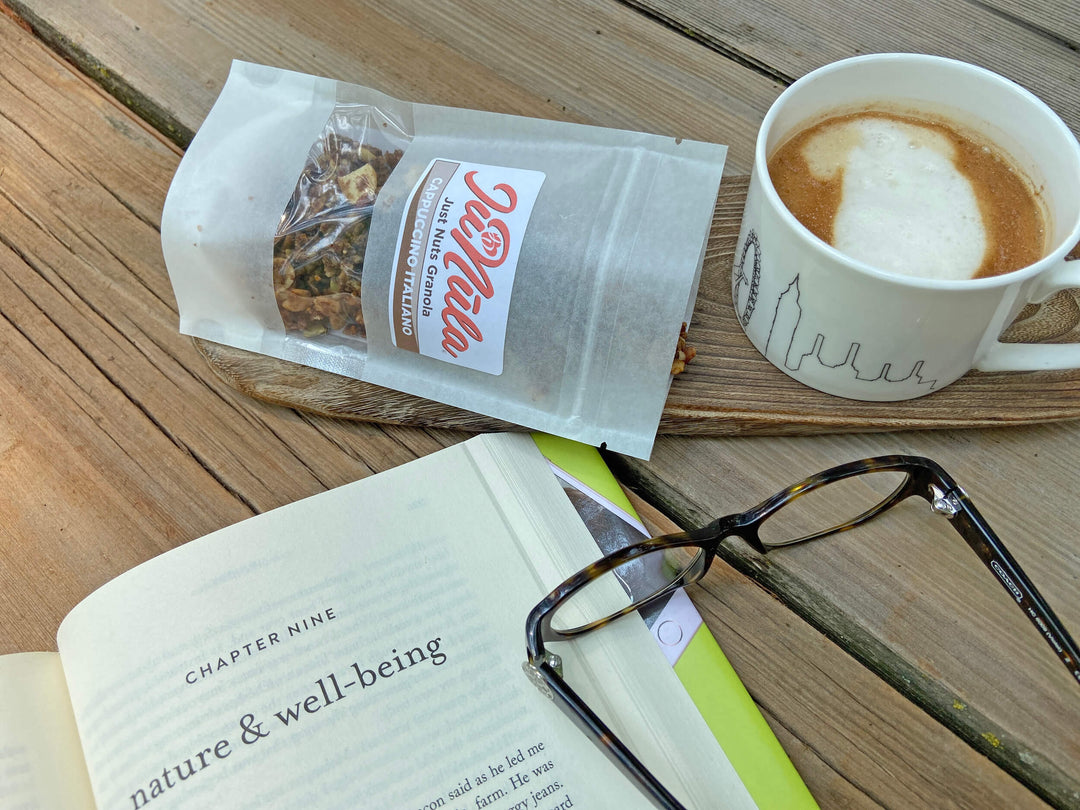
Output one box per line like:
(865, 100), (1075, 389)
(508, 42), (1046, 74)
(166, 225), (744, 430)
(547, 469), (910, 633)
(758, 469), (908, 545)
(549, 546), (707, 633)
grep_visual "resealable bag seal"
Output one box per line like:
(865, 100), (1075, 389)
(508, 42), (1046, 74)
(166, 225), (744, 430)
(162, 62), (727, 458)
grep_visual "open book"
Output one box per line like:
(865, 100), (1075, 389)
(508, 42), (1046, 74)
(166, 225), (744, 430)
(0, 433), (814, 809)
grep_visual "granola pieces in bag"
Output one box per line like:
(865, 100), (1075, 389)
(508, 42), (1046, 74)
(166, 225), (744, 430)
(671, 323), (697, 375)
(273, 123), (404, 340)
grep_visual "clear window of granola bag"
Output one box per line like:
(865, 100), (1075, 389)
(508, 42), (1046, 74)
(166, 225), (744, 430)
(273, 104), (412, 345)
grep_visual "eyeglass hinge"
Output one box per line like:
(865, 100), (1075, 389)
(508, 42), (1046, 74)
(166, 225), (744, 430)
(523, 653), (562, 699)
(929, 486), (961, 517)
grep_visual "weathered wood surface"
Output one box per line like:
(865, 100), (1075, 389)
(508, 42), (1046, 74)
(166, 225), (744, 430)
(611, 428), (1080, 807)
(0, 15), (458, 643)
(2, 0), (1078, 807)
(633, 0), (1080, 134)
(192, 175), (1080, 436)
(6, 0), (783, 170)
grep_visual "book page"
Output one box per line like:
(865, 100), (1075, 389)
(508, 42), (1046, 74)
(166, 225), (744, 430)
(55, 433), (754, 809)
(0, 652), (96, 809)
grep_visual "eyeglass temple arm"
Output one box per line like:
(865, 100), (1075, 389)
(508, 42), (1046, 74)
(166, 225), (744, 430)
(936, 487), (1080, 686)
(523, 657), (689, 810)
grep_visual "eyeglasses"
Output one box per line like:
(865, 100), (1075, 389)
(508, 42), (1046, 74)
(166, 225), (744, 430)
(523, 455), (1080, 810)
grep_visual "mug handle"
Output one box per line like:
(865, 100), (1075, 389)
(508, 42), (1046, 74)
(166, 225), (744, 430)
(974, 255), (1080, 372)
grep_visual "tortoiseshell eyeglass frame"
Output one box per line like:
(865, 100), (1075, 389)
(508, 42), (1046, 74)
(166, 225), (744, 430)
(523, 455), (1080, 810)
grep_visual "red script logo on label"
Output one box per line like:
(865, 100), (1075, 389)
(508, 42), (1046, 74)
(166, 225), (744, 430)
(390, 159), (545, 375)
(440, 172), (519, 357)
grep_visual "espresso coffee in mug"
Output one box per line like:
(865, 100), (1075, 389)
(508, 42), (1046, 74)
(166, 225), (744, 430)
(733, 54), (1080, 401)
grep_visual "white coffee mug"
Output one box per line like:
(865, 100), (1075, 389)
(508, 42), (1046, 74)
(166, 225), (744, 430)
(733, 54), (1080, 401)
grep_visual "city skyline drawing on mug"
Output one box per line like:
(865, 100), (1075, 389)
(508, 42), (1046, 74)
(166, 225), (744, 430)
(733, 229), (939, 391)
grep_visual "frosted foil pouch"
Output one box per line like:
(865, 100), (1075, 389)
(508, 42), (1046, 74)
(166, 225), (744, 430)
(162, 62), (727, 458)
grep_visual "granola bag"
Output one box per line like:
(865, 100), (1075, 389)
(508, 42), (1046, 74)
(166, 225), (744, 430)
(162, 62), (727, 458)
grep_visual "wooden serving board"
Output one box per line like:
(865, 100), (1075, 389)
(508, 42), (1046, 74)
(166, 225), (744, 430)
(196, 175), (1080, 436)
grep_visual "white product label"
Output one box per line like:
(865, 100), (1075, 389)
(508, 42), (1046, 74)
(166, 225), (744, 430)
(389, 159), (545, 374)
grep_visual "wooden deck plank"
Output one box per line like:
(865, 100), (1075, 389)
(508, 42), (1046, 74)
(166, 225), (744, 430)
(6, 0), (784, 172)
(967, 0), (1080, 48)
(631, 0), (1080, 134)
(0, 10), (459, 649)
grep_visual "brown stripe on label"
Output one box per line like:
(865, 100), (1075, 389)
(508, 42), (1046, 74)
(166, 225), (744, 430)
(392, 159), (459, 351)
